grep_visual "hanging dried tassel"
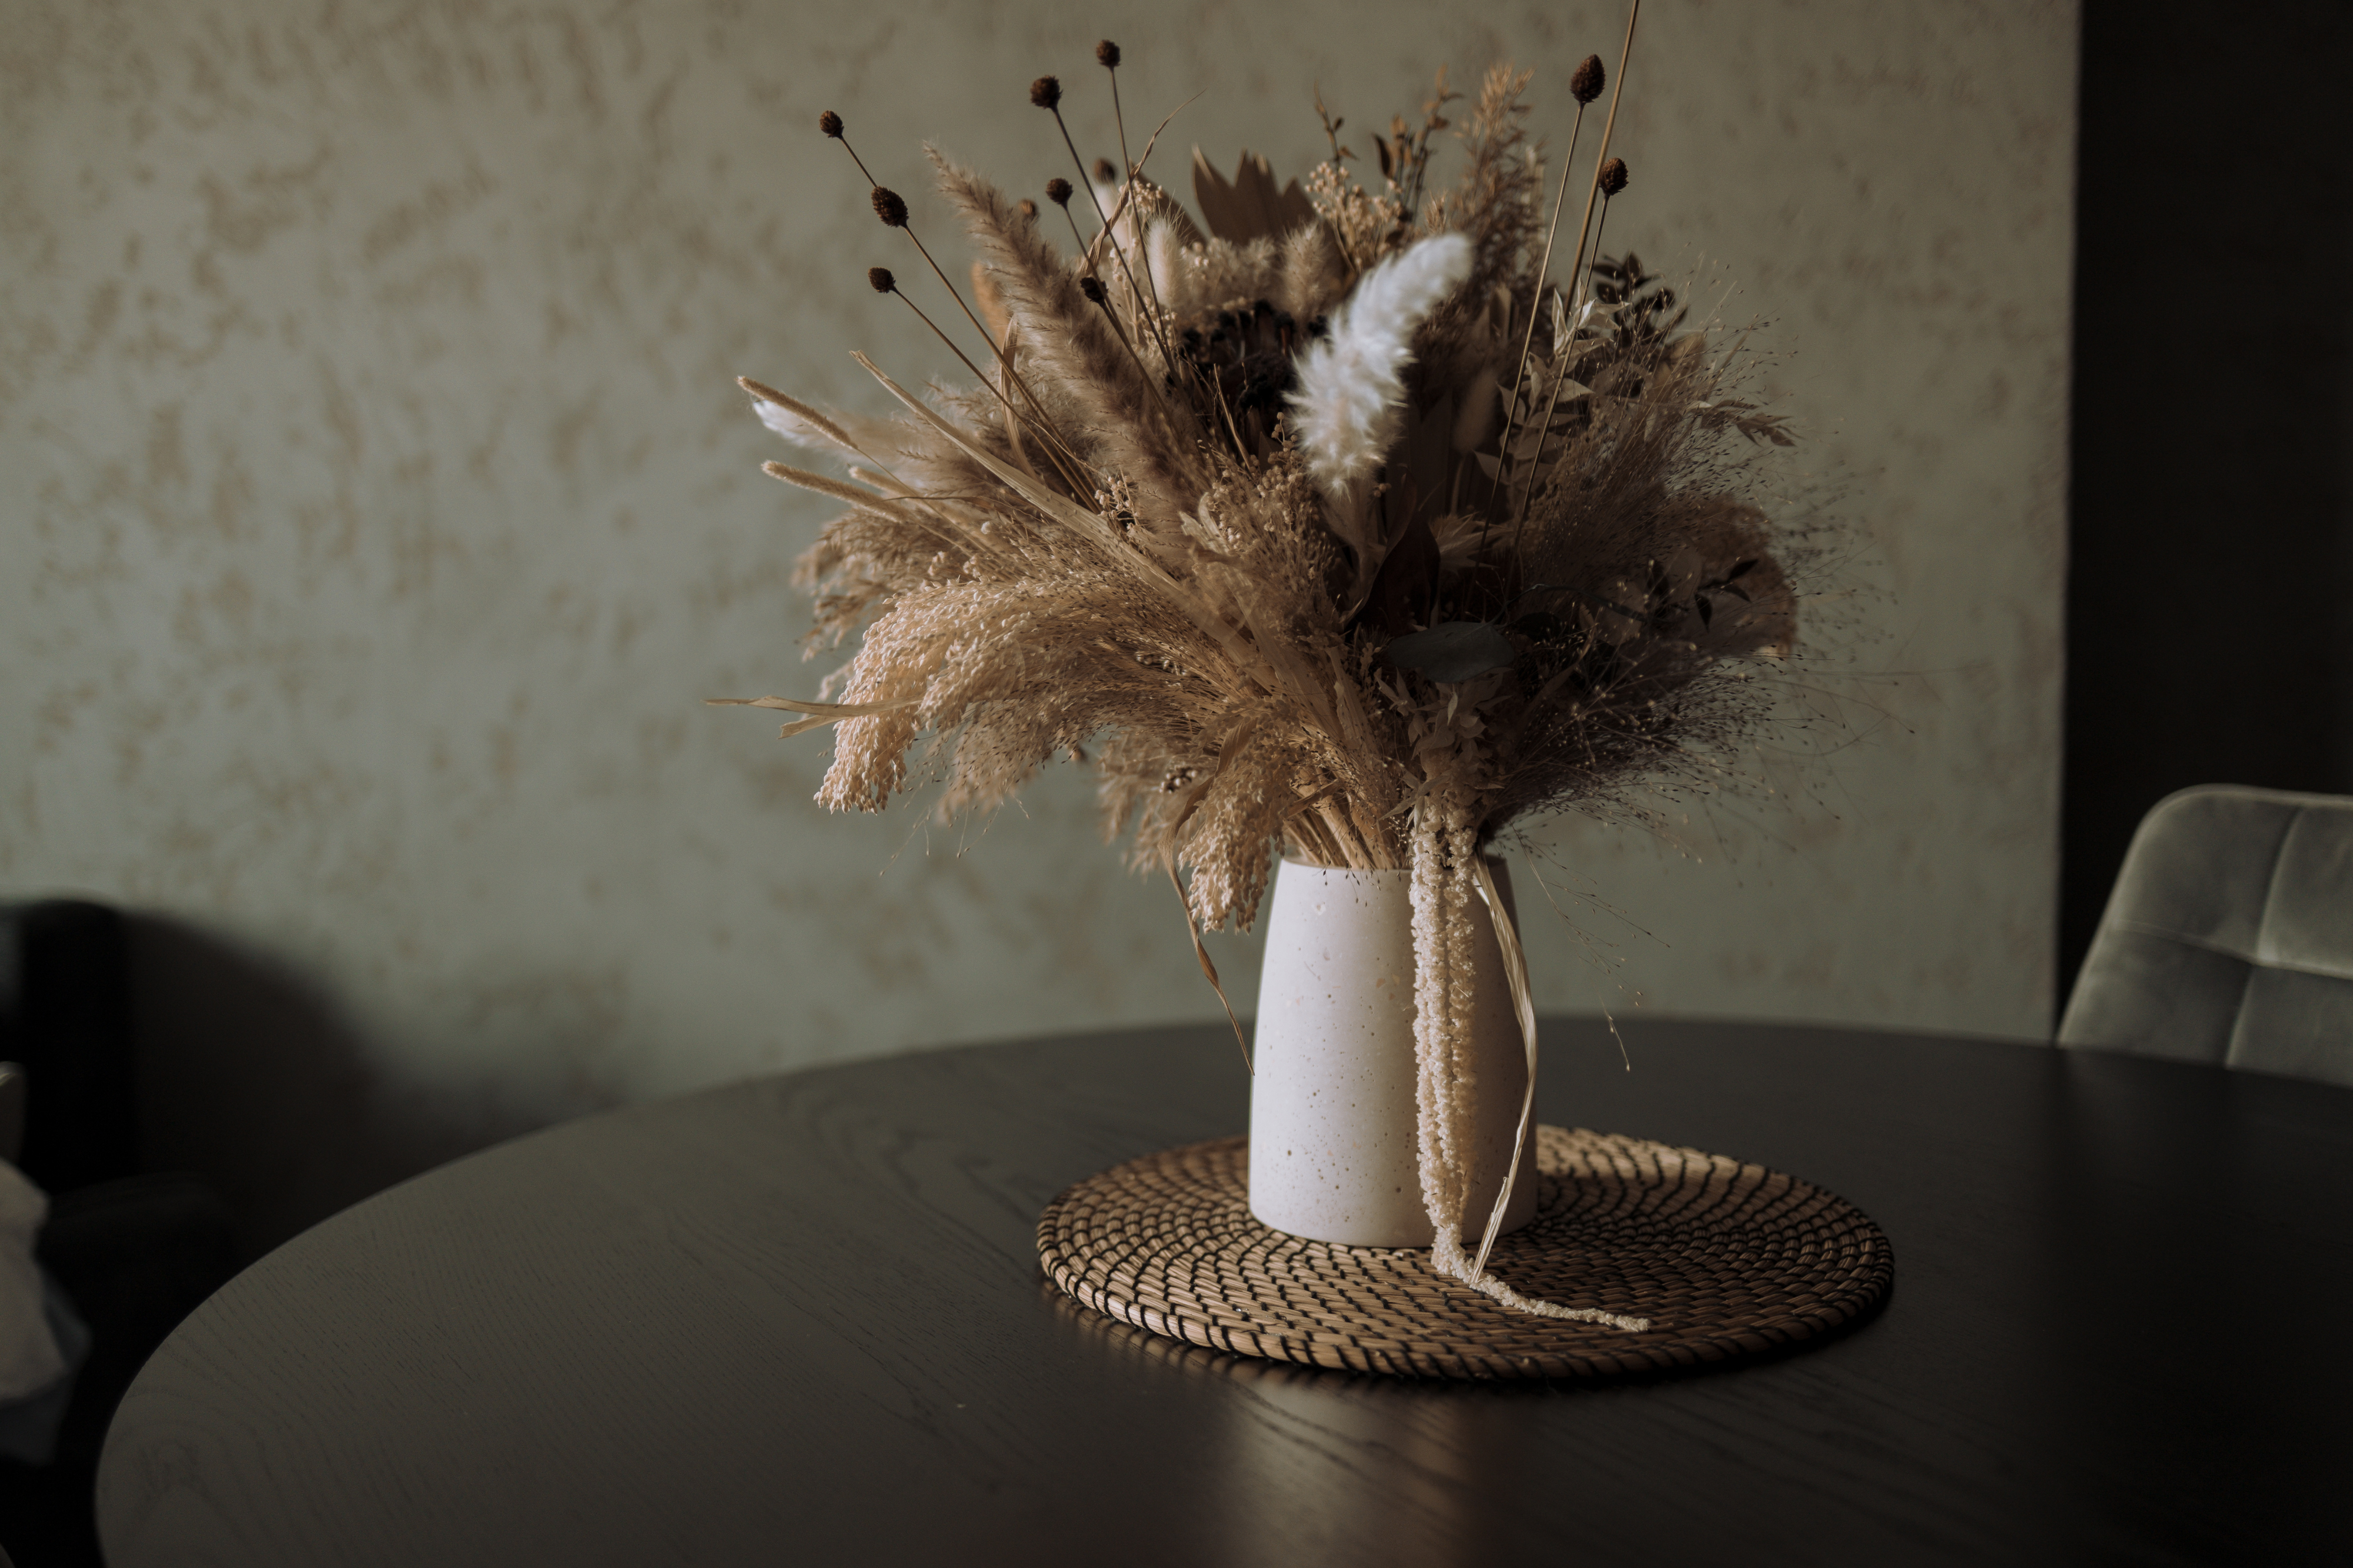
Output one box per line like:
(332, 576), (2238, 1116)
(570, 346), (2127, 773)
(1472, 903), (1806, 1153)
(1409, 798), (1475, 1265)
(1410, 795), (1649, 1332)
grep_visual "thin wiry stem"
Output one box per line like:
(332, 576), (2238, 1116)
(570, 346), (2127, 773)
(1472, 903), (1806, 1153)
(1552, 0), (1641, 384)
(894, 219), (1091, 478)
(1198, 348), (1251, 461)
(1047, 105), (1181, 382)
(1102, 56), (1175, 336)
(832, 133), (886, 191)
(1476, 101), (1587, 561)
(885, 286), (1090, 493)
(1492, 1), (1639, 568)
(1106, 56), (1172, 322)
(1084, 282), (1187, 431)
(882, 292), (1011, 415)
(1056, 200), (1092, 262)
(1511, 192), (1613, 555)
(1574, 200), (1615, 318)
(834, 138), (1086, 477)
(1064, 186), (1202, 433)
(1065, 189), (1194, 428)
(1106, 72), (1133, 184)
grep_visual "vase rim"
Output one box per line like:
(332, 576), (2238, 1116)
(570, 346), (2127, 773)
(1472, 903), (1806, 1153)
(1277, 854), (1507, 872)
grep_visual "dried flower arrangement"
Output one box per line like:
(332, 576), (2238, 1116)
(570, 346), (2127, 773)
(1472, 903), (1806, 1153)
(721, 8), (1825, 1315)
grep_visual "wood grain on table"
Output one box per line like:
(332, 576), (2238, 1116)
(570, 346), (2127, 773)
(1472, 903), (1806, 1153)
(96, 1019), (2353, 1566)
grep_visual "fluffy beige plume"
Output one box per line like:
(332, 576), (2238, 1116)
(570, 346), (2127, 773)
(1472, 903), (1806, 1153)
(1286, 233), (1474, 590)
(927, 150), (1203, 531)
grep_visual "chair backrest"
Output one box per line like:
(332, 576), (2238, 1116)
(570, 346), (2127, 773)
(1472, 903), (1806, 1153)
(2058, 784), (2353, 1087)
(0, 901), (138, 1193)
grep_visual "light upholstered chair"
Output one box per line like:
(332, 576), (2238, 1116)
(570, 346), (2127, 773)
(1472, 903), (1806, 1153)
(2058, 784), (2353, 1087)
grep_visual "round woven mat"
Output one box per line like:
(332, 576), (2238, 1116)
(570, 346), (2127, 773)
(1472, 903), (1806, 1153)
(1037, 1125), (1893, 1380)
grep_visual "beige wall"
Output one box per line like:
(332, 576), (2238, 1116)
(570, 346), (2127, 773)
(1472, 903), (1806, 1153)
(1, 1), (2076, 1247)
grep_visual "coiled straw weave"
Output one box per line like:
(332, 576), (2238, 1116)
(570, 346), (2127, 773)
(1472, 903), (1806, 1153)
(1038, 1125), (1893, 1380)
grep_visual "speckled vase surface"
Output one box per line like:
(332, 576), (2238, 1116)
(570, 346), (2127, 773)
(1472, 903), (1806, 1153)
(1247, 858), (1539, 1247)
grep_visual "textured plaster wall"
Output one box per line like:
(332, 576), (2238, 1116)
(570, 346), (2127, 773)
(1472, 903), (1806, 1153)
(1, 1), (2075, 1247)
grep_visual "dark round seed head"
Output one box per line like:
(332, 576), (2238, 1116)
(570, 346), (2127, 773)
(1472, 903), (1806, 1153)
(868, 266), (896, 293)
(1079, 275), (1107, 303)
(1030, 75), (1061, 110)
(1092, 156), (1118, 185)
(1571, 55), (1605, 104)
(819, 109), (844, 138)
(1095, 39), (1121, 68)
(871, 185), (909, 226)
(1045, 176), (1074, 205)
(1598, 156), (1628, 196)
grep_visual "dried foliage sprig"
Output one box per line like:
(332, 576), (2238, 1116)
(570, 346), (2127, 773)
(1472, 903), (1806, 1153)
(725, 24), (1831, 1319)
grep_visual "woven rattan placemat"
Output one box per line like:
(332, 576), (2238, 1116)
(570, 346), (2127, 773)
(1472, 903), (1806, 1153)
(1037, 1125), (1893, 1379)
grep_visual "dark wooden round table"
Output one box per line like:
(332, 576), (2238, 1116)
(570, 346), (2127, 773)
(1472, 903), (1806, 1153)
(95, 1018), (2353, 1565)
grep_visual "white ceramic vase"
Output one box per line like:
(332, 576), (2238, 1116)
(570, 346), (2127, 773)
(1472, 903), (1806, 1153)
(1247, 858), (1539, 1247)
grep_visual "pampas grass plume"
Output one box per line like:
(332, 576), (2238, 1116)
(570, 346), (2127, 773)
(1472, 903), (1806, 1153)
(1287, 233), (1474, 513)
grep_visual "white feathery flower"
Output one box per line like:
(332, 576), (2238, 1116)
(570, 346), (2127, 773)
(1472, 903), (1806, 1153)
(748, 389), (904, 469)
(1286, 232), (1473, 515)
(1145, 216), (1183, 309)
(754, 397), (844, 451)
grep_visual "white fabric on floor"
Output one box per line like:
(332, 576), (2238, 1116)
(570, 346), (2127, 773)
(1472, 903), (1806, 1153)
(0, 1158), (64, 1403)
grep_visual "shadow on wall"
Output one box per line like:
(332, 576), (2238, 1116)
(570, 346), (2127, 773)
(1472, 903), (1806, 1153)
(125, 915), (555, 1261)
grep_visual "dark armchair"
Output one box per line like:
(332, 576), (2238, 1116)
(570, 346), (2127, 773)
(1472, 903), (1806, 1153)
(0, 902), (238, 1568)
